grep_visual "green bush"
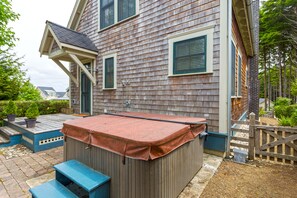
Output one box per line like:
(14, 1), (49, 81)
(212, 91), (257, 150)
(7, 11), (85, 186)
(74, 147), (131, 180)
(3, 100), (17, 115)
(278, 116), (291, 126)
(25, 103), (40, 119)
(274, 97), (292, 106)
(259, 108), (266, 117)
(0, 100), (69, 118)
(290, 110), (297, 127)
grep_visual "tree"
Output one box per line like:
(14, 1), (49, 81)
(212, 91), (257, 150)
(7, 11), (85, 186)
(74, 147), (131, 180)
(18, 80), (42, 101)
(0, 0), (19, 49)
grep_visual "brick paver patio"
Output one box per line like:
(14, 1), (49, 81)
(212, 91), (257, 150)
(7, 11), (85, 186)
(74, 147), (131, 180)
(0, 146), (63, 198)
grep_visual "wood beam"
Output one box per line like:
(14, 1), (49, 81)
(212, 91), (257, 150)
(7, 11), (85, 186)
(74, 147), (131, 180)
(52, 59), (79, 87)
(68, 53), (96, 84)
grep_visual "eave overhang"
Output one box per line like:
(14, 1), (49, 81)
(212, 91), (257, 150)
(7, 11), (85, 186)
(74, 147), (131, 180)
(233, 0), (254, 56)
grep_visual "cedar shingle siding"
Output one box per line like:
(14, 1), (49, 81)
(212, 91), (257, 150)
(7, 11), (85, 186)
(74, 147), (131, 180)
(69, 0), (253, 132)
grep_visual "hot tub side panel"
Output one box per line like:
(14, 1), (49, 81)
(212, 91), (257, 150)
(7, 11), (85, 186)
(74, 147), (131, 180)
(65, 137), (203, 198)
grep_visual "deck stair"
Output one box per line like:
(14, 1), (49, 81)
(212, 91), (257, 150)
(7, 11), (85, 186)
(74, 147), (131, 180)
(0, 126), (22, 147)
(29, 160), (111, 198)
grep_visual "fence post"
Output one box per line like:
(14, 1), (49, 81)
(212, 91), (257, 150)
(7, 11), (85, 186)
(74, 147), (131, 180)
(248, 112), (255, 160)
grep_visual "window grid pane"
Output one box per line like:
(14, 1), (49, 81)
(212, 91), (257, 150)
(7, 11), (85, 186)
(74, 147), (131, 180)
(105, 57), (114, 88)
(173, 36), (206, 74)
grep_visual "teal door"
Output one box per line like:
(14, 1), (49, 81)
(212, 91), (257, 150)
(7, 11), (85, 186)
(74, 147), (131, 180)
(81, 64), (91, 114)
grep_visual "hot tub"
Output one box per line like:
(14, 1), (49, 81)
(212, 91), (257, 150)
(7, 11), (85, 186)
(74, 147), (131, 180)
(61, 112), (207, 198)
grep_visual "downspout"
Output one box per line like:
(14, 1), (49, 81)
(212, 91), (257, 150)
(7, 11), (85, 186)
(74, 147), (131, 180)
(226, 0), (233, 157)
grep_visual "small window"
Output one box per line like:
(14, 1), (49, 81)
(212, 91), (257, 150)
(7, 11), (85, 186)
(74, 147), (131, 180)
(173, 36), (206, 75)
(231, 42), (236, 96)
(238, 55), (242, 96)
(103, 54), (117, 89)
(168, 25), (214, 76)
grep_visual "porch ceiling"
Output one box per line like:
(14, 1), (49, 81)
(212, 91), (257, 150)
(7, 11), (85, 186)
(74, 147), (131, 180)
(233, 0), (254, 56)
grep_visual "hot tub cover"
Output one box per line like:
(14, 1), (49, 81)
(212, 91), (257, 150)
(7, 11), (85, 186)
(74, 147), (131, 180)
(61, 112), (206, 161)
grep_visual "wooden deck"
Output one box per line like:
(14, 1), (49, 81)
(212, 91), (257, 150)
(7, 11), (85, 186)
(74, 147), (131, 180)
(10, 114), (81, 134)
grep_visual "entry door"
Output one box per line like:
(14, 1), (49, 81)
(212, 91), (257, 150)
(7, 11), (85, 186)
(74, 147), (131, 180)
(81, 63), (92, 114)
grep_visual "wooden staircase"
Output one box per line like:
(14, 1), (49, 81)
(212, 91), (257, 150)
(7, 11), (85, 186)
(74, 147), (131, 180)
(0, 126), (22, 147)
(30, 160), (111, 198)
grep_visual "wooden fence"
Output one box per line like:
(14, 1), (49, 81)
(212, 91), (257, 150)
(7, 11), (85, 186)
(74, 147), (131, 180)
(230, 113), (297, 165)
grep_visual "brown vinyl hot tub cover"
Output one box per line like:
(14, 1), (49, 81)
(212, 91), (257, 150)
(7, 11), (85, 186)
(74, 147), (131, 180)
(61, 112), (206, 161)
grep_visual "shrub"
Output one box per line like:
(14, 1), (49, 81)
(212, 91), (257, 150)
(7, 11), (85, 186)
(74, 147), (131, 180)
(278, 116), (291, 126)
(25, 103), (40, 119)
(259, 108), (266, 117)
(274, 97), (292, 106)
(290, 110), (297, 127)
(3, 100), (17, 115)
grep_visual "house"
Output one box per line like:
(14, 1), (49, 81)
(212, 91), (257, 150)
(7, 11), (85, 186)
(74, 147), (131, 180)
(39, 0), (259, 154)
(37, 86), (69, 100)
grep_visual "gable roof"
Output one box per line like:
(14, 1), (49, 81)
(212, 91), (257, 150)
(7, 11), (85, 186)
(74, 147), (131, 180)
(39, 21), (97, 56)
(37, 86), (56, 97)
(68, 0), (88, 30)
(56, 92), (67, 98)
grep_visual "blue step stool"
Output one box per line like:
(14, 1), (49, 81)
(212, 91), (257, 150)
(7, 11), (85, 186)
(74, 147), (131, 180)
(54, 160), (111, 198)
(29, 180), (78, 198)
(29, 160), (111, 198)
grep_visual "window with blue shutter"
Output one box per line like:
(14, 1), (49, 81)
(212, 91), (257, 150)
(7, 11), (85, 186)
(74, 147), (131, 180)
(173, 36), (207, 75)
(104, 57), (114, 88)
(100, 0), (115, 29)
(118, 0), (136, 21)
(238, 55), (242, 96)
(231, 42), (236, 96)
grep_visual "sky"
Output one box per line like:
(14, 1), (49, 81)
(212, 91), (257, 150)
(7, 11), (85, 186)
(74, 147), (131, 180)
(11, 0), (77, 92)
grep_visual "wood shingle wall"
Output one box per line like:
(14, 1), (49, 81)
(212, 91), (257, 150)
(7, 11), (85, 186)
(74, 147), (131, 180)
(71, 0), (221, 132)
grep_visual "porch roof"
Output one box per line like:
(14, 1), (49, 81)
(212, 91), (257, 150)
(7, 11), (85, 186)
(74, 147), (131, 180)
(39, 21), (98, 56)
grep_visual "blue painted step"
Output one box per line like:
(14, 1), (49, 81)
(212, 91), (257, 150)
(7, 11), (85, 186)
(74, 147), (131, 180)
(29, 179), (78, 198)
(54, 160), (111, 198)
(0, 126), (22, 147)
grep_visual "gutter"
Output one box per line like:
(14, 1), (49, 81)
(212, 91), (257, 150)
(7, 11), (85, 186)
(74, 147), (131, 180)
(246, 0), (257, 55)
(226, 0), (233, 157)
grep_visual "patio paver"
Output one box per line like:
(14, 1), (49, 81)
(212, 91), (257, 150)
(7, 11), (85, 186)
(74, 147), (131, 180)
(0, 144), (222, 198)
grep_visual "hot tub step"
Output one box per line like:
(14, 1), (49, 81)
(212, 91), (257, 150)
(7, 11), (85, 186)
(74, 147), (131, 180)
(0, 133), (9, 145)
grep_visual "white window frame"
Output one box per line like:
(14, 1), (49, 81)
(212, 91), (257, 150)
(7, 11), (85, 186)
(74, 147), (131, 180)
(102, 53), (117, 90)
(98, 0), (140, 31)
(237, 50), (242, 97)
(168, 25), (214, 77)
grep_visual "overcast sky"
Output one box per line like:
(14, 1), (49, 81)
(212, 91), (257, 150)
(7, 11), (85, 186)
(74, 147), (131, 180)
(11, 0), (77, 92)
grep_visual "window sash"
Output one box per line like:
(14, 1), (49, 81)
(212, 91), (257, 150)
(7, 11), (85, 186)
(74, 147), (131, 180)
(238, 56), (242, 96)
(118, 0), (136, 22)
(100, 0), (115, 29)
(231, 42), (236, 96)
(104, 57), (114, 88)
(173, 36), (207, 75)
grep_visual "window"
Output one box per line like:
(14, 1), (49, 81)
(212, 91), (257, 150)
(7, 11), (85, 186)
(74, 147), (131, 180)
(168, 25), (214, 76)
(103, 53), (117, 89)
(238, 55), (242, 96)
(100, 0), (114, 29)
(173, 36), (206, 75)
(231, 42), (236, 96)
(118, 0), (136, 22)
(99, 0), (138, 29)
